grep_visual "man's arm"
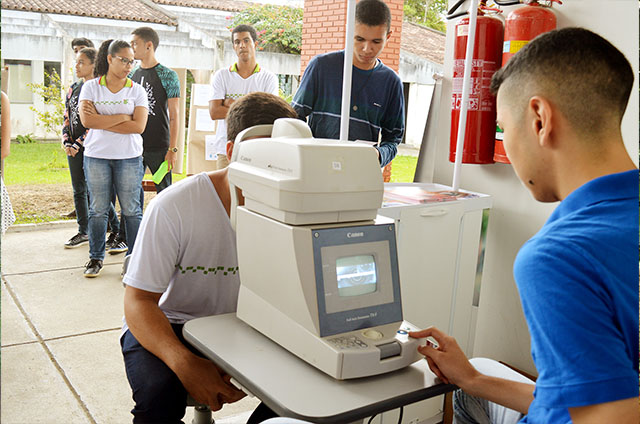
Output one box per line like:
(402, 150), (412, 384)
(106, 106), (149, 134)
(410, 327), (534, 415)
(79, 100), (131, 130)
(124, 286), (244, 410)
(1, 91), (11, 160)
(165, 97), (180, 169)
(209, 99), (231, 121)
(377, 77), (405, 166)
(569, 397), (639, 424)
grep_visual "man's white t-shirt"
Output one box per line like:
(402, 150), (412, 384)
(210, 63), (279, 155)
(79, 76), (148, 159)
(122, 173), (240, 335)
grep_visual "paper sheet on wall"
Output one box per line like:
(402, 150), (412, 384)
(205, 135), (218, 161)
(196, 109), (216, 132)
(192, 84), (213, 107)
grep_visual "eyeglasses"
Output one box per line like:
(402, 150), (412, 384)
(114, 56), (137, 67)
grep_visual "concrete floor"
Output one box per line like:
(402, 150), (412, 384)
(1, 222), (260, 424)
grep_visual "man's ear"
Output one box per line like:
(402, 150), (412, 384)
(386, 30), (393, 41)
(226, 141), (234, 159)
(529, 96), (553, 148)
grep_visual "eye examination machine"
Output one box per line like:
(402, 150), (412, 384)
(228, 119), (426, 380)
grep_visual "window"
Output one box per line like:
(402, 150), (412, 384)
(4, 60), (32, 103)
(44, 62), (62, 102)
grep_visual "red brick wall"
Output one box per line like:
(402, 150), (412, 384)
(300, 0), (404, 75)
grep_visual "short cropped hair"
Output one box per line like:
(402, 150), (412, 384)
(231, 24), (258, 44)
(226, 92), (298, 142)
(491, 27), (633, 135)
(356, 0), (392, 33)
(72, 38), (94, 49)
(132, 27), (160, 51)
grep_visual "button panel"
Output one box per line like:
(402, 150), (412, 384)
(327, 335), (368, 350)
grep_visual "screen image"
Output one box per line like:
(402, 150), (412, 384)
(336, 255), (377, 297)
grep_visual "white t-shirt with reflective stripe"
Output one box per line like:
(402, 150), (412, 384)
(210, 63), (279, 154)
(79, 76), (149, 159)
(122, 173), (240, 335)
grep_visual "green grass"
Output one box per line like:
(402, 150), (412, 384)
(4, 142), (418, 185)
(3, 142), (189, 186)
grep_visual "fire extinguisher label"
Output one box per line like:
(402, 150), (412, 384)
(503, 40), (529, 54)
(457, 24), (469, 37)
(452, 59), (496, 112)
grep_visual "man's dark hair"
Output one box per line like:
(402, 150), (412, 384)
(491, 27), (633, 135)
(227, 92), (298, 142)
(72, 38), (94, 49)
(94, 39), (132, 77)
(78, 47), (98, 64)
(355, 0), (392, 33)
(132, 27), (160, 51)
(231, 24), (258, 44)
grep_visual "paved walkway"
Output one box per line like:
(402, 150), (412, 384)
(1, 222), (259, 424)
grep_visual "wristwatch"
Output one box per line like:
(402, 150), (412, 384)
(169, 147), (178, 153)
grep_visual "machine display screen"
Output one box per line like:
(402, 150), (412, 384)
(336, 255), (377, 297)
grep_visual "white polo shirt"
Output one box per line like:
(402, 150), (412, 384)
(210, 63), (279, 155)
(79, 76), (148, 159)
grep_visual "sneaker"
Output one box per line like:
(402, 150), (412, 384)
(64, 233), (89, 249)
(109, 239), (128, 255)
(84, 259), (103, 278)
(105, 232), (118, 250)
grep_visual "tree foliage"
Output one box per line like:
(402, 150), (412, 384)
(403, 0), (448, 33)
(27, 69), (65, 137)
(229, 5), (303, 55)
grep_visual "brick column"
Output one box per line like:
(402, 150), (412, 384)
(300, 0), (404, 75)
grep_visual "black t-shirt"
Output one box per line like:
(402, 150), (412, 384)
(129, 63), (180, 152)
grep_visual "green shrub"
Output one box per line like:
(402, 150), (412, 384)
(229, 5), (303, 55)
(15, 133), (38, 144)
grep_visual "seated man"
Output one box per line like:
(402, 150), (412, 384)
(121, 92), (299, 423)
(410, 28), (639, 424)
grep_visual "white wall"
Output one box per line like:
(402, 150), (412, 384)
(418, 0), (639, 375)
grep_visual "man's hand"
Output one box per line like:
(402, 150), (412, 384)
(409, 326), (479, 388)
(64, 146), (77, 157)
(165, 150), (177, 170)
(176, 354), (245, 411)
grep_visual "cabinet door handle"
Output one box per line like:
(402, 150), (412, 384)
(420, 209), (448, 217)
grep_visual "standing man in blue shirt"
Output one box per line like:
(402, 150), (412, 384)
(410, 28), (639, 424)
(292, 0), (404, 167)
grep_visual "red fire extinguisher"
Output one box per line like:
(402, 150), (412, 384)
(494, 0), (558, 163)
(449, 13), (504, 164)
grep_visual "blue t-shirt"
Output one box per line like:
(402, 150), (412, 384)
(514, 170), (639, 423)
(292, 51), (405, 167)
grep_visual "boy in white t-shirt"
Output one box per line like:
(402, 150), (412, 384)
(121, 92), (299, 423)
(208, 24), (279, 169)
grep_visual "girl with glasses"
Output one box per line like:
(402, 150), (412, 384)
(78, 39), (148, 278)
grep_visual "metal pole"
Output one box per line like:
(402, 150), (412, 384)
(339, 0), (357, 141)
(452, 0), (478, 192)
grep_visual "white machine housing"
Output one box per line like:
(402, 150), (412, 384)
(228, 127), (383, 225)
(229, 121), (425, 379)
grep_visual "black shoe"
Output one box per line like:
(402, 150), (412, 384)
(109, 239), (128, 255)
(105, 232), (118, 250)
(84, 259), (103, 278)
(64, 233), (89, 249)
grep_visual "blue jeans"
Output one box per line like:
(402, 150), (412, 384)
(121, 325), (277, 424)
(84, 156), (143, 261)
(67, 150), (120, 235)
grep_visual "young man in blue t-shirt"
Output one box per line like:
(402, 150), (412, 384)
(291, 0), (404, 167)
(409, 28), (639, 423)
